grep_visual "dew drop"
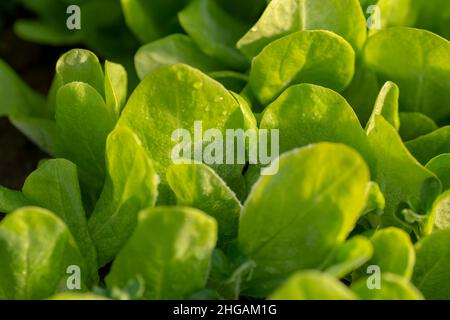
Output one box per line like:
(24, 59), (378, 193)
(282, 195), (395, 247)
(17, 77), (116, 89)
(214, 96), (224, 102)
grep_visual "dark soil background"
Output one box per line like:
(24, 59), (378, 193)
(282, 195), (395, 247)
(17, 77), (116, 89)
(0, 8), (68, 190)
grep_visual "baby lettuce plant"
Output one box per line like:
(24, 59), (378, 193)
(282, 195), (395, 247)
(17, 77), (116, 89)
(0, 0), (450, 300)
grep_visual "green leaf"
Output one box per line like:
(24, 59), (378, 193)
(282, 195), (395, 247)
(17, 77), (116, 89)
(367, 227), (415, 279)
(56, 49), (105, 98)
(363, 27), (450, 123)
(104, 60), (127, 115)
(55, 82), (117, 199)
(268, 271), (358, 300)
(22, 159), (98, 283)
(0, 59), (55, 153)
(430, 190), (450, 231)
(413, 229), (450, 299)
(366, 81), (400, 132)
(247, 30), (355, 107)
(0, 207), (87, 299)
(406, 127), (450, 165)
(399, 112), (438, 141)
(260, 84), (375, 171)
(361, 181), (385, 216)
(93, 275), (146, 300)
(9, 115), (57, 155)
(0, 59), (46, 117)
(48, 292), (108, 300)
(116, 64), (255, 202)
(14, 19), (82, 46)
(369, 0), (418, 33)
(178, 0), (249, 69)
(167, 163), (241, 247)
(352, 273), (423, 300)
(106, 207), (217, 299)
(120, 0), (190, 43)
(367, 116), (441, 230)
(426, 154), (450, 191)
(342, 62), (380, 125)
(0, 186), (31, 214)
(357, 182), (386, 230)
(135, 34), (224, 80)
(88, 127), (159, 267)
(323, 236), (374, 279)
(239, 143), (370, 296)
(207, 250), (256, 300)
(237, 0), (367, 59)
(371, 0), (450, 40)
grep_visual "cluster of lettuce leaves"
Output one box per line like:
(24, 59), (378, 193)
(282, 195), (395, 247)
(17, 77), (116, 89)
(0, 0), (449, 300)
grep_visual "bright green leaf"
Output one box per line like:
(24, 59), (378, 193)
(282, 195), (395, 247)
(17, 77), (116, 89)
(238, 0), (367, 58)
(366, 81), (400, 132)
(104, 60), (128, 115)
(56, 49), (105, 97)
(367, 227), (415, 279)
(352, 273), (423, 300)
(363, 27), (450, 122)
(248, 30), (355, 107)
(0, 207), (87, 299)
(361, 182), (385, 216)
(324, 236), (374, 279)
(22, 159), (98, 283)
(260, 84), (375, 171)
(106, 207), (217, 299)
(48, 292), (107, 300)
(55, 82), (117, 199)
(367, 116), (441, 230)
(116, 64), (255, 202)
(88, 127), (159, 267)
(239, 143), (370, 296)
(167, 162), (241, 247)
(268, 271), (358, 300)
(430, 190), (450, 231)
